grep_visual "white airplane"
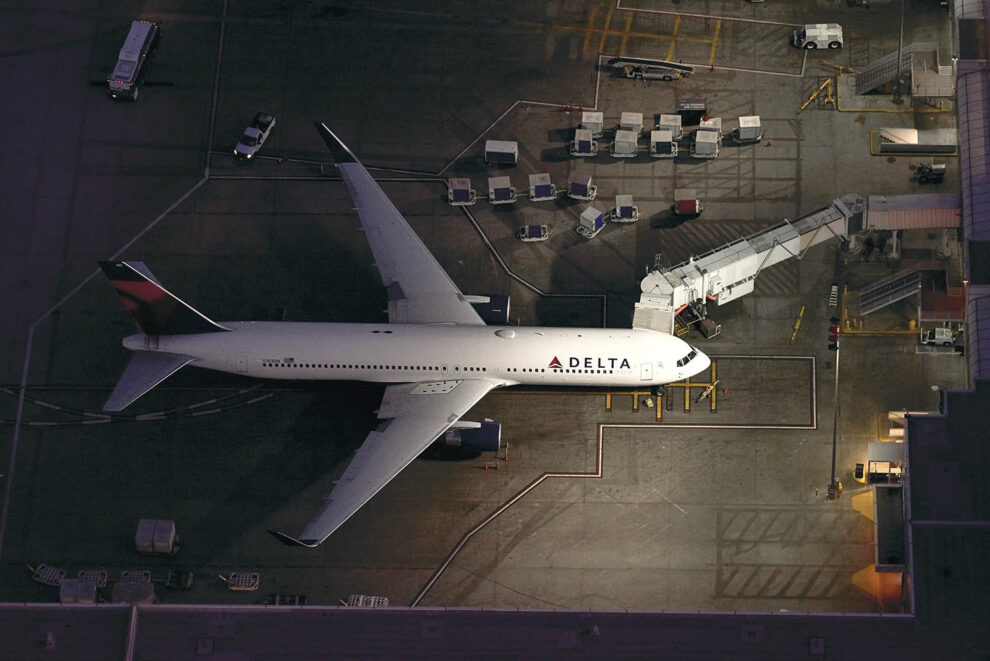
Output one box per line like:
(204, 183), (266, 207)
(99, 123), (711, 547)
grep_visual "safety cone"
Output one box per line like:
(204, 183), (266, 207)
(765, 139), (772, 147)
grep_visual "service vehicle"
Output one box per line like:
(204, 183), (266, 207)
(107, 20), (160, 101)
(609, 56), (694, 81)
(921, 327), (956, 346)
(234, 113), (277, 160)
(916, 163), (946, 184)
(791, 23), (843, 50)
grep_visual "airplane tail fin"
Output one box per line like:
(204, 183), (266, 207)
(98, 261), (228, 335)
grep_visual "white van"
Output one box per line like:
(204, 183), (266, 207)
(107, 20), (160, 100)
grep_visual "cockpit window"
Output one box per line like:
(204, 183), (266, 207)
(676, 348), (698, 368)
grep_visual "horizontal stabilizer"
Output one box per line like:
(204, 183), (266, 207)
(104, 350), (196, 411)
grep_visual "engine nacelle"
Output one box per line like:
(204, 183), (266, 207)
(464, 294), (510, 326)
(441, 419), (501, 453)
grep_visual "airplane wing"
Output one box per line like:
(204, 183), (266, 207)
(270, 378), (499, 547)
(315, 123), (485, 326)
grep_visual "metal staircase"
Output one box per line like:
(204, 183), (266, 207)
(854, 42), (938, 95)
(857, 261), (943, 315)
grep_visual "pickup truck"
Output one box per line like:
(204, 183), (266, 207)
(233, 113), (276, 160)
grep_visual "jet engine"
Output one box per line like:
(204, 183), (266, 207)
(440, 419), (502, 453)
(465, 294), (510, 325)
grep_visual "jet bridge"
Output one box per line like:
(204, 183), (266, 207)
(634, 196), (861, 334)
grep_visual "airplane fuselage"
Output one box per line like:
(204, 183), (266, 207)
(126, 321), (710, 388)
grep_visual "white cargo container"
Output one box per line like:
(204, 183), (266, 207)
(447, 178), (477, 206)
(611, 195), (639, 223)
(619, 112), (644, 134)
(488, 176), (517, 204)
(650, 129), (677, 158)
(691, 118), (722, 158)
(567, 173), (597, 201)
(611, 129), (639, 157)
(570, 128), (598, 157)
(580, 111), (604, 137)
(484, 140), (518, 165)
(657, 113), (683, 139)
(577, 207), (606, 239)
(733, 116), (763, 143)
(528, 173), (556, 202)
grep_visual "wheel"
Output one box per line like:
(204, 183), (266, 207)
(661, 74), (673, 81)
(918, 175), (929, 184)
(943, 341), (953, 347)
(828, 41), (842, 49)
(805, 42), (817, 50)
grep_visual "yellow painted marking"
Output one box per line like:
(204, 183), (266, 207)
(852, 565), (879, 602)
(790, 305), (805, 343)
(666, 15), (681, 61)
(597, 4), (615, 55)
(619, 12), (634, 56)
(684, 376), (692, 412)
(605, 392), (612, 412)
(581, 4), (600, 58)
(708, 19), (721, 66)
(852, 490), (874, 521)
(709, 361), (717, 412)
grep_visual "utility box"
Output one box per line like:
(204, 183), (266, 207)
(650, 129), (677, 158)
(673, 189), (703, 216)
(447, 178), (476, 206)
(657, 113), (683, 139)
(577, 207), (605, 239)
(619, 112), (644, 134)
(567, 172), (597, 200)
(570, 128), (598, 156)
(135, 519), (178, 555)
(580, 111), (604, 137)
(733, 115), (763, 143)
(611, 194), (639, 223)
(484, 139), (518, 165)
(488, 176), (517, 204)
(528, 173), (556, 201)
(611, 129), (639, 157)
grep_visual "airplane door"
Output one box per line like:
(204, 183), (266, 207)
(640, 362), (653, 380)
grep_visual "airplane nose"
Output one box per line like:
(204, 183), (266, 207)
(693, 348), (711, 375)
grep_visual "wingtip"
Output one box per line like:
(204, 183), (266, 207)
(268, 529), (320, 548)
(313, 122), (357, 164)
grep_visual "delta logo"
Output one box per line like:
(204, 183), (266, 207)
(548, 356), (631, 369)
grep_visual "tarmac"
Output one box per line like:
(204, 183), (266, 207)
(0, 0), (976, 656)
